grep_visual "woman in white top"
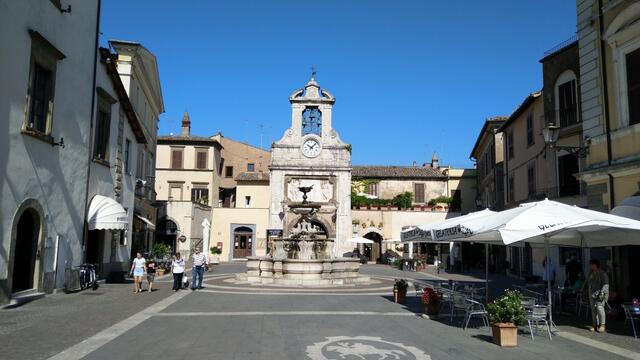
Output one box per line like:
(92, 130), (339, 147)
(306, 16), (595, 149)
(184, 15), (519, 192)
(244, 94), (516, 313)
(171, 252), (186, 291)
(130, 252), (146, 293)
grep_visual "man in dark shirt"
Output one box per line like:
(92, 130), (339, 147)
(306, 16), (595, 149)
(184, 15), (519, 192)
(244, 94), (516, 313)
(146, 259), (157, 292)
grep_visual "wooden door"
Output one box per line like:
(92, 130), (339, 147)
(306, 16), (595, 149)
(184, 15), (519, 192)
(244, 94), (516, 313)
(233, 232), (252, 258)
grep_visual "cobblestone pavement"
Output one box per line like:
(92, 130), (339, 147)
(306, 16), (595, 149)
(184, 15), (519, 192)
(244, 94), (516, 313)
(1, 264), (638, 360)
(0, 271), (181, 360)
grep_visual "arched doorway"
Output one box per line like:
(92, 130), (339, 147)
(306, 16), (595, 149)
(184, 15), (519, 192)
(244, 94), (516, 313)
(363, 232), (383, 263)
(233, 226), (253, 259)
(156, 218), (178, 255)
(12, 209), (41, 292)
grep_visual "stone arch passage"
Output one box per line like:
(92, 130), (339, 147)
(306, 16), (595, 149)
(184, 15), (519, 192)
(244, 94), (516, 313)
(363, 232), (383, 263)
(156, 218), (179, 255)
(12, 208), (41, 292)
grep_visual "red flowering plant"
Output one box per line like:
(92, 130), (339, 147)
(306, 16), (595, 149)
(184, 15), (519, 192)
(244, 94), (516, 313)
(421, 288), (440, 307)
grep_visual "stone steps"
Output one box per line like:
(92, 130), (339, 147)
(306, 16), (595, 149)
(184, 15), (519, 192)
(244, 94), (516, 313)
(3, 289), (46, 309)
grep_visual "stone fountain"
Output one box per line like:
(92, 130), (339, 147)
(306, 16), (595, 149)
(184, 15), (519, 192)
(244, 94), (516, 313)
(240, 186), (369, 286)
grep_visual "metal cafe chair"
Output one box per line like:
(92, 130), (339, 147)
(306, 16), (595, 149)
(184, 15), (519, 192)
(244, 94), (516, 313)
(623, 304), (640, 339)
(521, 297), (537, 314)
(576, 293), (591, 320)
(462, 298), (489, 330)
(450, 293), (470, 323)
(526, 305), (552, 341)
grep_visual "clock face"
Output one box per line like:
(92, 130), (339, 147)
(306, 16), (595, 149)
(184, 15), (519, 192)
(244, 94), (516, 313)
(302, 138), (321, 158)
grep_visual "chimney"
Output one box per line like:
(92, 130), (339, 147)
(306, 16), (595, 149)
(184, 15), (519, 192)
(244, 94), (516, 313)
(431, 153), (439, 169)
(181, 111), (191, 137)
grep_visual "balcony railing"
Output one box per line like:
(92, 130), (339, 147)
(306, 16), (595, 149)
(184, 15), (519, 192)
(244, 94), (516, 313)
(543, 35), (578, 57)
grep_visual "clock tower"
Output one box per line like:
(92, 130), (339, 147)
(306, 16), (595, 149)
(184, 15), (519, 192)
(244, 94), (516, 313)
(269, 75), (352, 256)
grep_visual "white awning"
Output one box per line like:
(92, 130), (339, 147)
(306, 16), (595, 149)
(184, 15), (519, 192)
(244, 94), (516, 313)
(87, 195), (128, 230)
(135, 214), (156, 230)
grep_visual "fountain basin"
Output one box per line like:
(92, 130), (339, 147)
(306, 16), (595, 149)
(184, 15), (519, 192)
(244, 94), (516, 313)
(241, 257), (369, 286)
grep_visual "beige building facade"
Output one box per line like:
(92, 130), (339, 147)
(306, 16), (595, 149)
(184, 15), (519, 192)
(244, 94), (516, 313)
(576, 0), (640, 300)
(155, 114), (222, 258)
(210, 173), (271, 262)
(109, 40), (164, 259)
(470, 117), (507, 210)
(211, 133), (270, 207)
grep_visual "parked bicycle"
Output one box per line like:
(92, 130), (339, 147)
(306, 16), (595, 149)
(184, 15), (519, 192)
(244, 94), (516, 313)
(79, 263), (99, 290)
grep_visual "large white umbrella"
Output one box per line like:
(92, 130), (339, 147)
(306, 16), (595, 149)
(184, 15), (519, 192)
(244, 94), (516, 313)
(449, 199), (640, 246)
(444, 199), (640, 329)
(348, 237), (374, 244)
(400, 208), (497, 243)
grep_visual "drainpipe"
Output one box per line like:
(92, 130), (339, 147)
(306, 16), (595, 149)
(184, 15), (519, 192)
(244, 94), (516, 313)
(597, 0), (615, 208)
(81, 0), (102, 261)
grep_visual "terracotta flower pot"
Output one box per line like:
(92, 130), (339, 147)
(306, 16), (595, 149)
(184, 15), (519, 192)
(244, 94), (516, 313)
(491, 323), (518, 347)
(423, 304), (439, 316)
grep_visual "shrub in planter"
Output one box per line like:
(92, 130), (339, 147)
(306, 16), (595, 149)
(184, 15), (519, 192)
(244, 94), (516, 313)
(421, 288), (440, 315)
(393, 279), (408, 304)
(486, 290), (525, 347)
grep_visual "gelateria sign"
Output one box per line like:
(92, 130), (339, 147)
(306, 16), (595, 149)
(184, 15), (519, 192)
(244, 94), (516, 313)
(400, 227), (432, 242)
(432, 225), (474, 241)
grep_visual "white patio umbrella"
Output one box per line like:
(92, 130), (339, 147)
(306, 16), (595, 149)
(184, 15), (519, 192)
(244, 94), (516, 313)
(443, 199), (640, 328)
(348, 237), (374, 244)
(400, 209), (498, 300)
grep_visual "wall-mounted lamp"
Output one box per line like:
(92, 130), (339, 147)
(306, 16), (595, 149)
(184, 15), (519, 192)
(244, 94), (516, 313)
(52, 137), (65, 148)
(542, 123), (589, 158)
(59, 4), (72, 14)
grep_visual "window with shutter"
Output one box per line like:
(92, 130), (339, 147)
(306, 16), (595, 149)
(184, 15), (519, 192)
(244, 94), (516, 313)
(367, 183), (378, 197)
(526, 112), (534, 146)
(191, 187), (209, 204)
(171, 149), (183, 169)
(507, 132), (515, 159)
(196, 151), (207, 169)
(413, 183), (425, 203)
(93, 96), (111, 161)
(558, 79), (578, 127)
(627, 48), (640, 126)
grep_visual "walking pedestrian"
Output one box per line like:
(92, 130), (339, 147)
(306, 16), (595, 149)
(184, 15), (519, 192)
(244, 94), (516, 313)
(191, 247), (207, 291)
(130, 252), (146, 293)
(146, 257), (157, 292)
(585, 258), (609, 333)
(171, 253), (185, 291)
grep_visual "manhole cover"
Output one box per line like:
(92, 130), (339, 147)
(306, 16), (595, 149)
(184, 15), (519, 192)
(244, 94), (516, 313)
(306, 336), (431, 360)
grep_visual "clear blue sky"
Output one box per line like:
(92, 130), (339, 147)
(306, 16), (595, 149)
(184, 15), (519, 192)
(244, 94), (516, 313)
(100, 0), (577, 168)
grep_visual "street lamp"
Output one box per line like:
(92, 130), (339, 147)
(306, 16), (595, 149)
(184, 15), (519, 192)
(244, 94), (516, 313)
(542, 123), (589, 158)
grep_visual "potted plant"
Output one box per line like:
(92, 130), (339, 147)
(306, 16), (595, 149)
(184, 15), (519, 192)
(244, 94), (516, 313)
(210, 246), (222, 265)
(486, 290), (525, 347)
(421, 288), (440, 316)
(393, 279), (408, 304)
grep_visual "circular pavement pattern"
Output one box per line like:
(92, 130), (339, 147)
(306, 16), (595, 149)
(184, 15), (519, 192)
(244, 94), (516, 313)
(306, 336), (431, 360)
(196, 273), (400, 295)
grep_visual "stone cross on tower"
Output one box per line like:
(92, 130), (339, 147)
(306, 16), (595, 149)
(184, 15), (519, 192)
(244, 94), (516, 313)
(310, 65), (316, 80)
